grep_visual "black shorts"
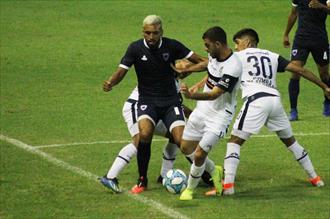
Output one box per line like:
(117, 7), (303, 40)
(291, 37), (329, 66)
(137, 102), (185, 132)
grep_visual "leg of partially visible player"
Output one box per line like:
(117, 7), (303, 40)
(131, 117), (155, 194)
(180, 132), (222, 201)
(277, 128), (325, 187)
(317, 63), (330, 116)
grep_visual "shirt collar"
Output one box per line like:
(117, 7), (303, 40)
(143, 37), (163, 49)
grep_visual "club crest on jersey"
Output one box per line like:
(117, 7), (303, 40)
(162, 53), (169, 61)
(292, 49), (297, 56)
(140, 105), (147, 111)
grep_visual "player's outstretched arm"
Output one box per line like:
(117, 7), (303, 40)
(189, 75), (208, 93)
(285, 62), (330, 98)
(180, 82), (224, 101)
(103, 67), (128, 92)
(171, 59), (208, 76)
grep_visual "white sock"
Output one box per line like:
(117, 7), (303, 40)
(204, 156), (215, 175)
(160, 142), (178, 177)
(185, 151), (195, 162)
(224, 142), (241, 185)
(287, 141), (317, 179)
(187, 162), (205, 190)
(107, 143), (137, 179)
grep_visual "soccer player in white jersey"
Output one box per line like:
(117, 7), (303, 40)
(174, 26), (243, 201)
(217, 28), (330, 196)
(99, 87), (178, 193)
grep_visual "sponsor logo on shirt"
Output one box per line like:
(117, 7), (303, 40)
(141, 55), (148, 61)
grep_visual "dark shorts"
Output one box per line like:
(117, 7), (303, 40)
(137, 102), (185, 132)
(291, 37), (329, 66)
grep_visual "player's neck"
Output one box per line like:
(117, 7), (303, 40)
(217, 48), (232, 62)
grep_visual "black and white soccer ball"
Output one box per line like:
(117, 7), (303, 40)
(162, 169), (187, 194)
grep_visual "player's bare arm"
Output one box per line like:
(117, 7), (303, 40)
(283, 6), (298, 48)
(285, 62), (330, 99)
(172, 59), (208, 75)
(189, 75), (208, 93)
(308, 0), (330, 14)
(180, 82), (225, 100)
(103, 67), (128, 92)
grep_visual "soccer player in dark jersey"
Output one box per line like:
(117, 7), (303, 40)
(103, 15), (205, 194)
(283, 0), (330, 120)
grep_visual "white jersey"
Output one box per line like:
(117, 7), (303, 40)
(235, 48), (289, 99)
(195, 53), (242, 116)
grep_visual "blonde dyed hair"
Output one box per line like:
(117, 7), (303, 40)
(143, 15), (162, 27)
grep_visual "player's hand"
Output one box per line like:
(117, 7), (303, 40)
(180, 82), (192, 99)
(283, 35), (290, 48)
(103, 80), (113, 92)
(308, 0), (323, 9)
(324, 87), (330, 100)
(170, 63), (184, 74)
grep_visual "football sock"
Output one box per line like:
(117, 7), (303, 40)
(107, 143), (137, 179)
(187, 162), (205, 190)
(160, 141), (178, 177)
(185, 151), (195, 163)
(288, 79), (300, 110)
(289, 79), (300, 109)
(224, 143), (241, 184)
(204, 156), (215, 175)
(137, 141), (151, 180)
(288, 141), (317, 179)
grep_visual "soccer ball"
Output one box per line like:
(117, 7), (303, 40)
(162, 169), (187, 194)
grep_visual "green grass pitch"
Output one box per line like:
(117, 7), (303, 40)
(1, 1), (329, 218)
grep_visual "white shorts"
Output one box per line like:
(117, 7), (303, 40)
(122, 100), (168, 137)
(182, 109), (232, 142)
(232, 95), (291, 136)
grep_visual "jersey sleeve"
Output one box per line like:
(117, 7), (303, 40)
(119, 43), (135, 69)
(292, 0), (298, 7)
(277, 55), (290, 72)
(216, 74), (239, 93)
(172, 39), (193, 60)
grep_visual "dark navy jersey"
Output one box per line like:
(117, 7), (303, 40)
(292, 0), (328, 41)
(120, 37), (192, 106)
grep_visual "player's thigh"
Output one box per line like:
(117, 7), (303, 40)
(311, 40), (329, 68)
(233, 99), (269, 134)
(291, 39), (310, 63)
(162, 103), (185, 133)
(182, 110), (205, 142)
(266, 98), (291, 132)
(122, 101), (139, 137)
(137, 103), (158, 126)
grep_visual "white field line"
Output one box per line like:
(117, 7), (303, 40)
(34, 132), (330, 149)
(0, 134), (191, 219)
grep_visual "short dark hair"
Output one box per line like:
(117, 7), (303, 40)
(233, 28), (259, 45)
(202, 26), (227, 45)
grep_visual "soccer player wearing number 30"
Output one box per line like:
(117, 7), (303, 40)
(216, 28), (329, 196)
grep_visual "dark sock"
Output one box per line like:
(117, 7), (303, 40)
(137, 141), (151, 183)
(288, 79), (300, 110)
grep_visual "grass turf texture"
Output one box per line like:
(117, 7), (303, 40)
(1, 1), (329, 218)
